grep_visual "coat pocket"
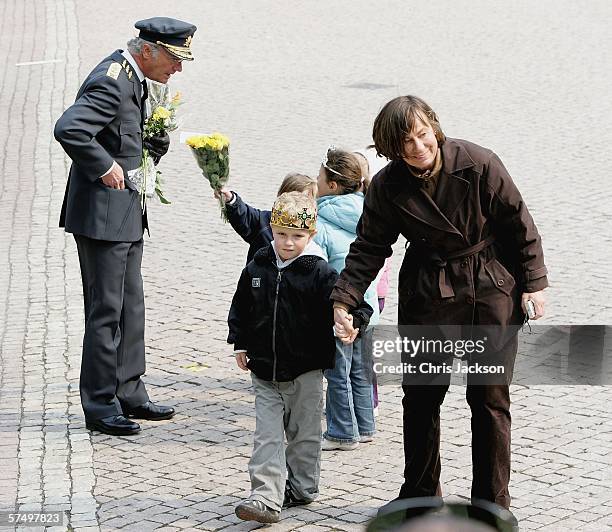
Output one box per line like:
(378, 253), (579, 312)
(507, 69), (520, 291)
(484, 258), (516, 296)
(104, 186), (136, 237)
(119, 121), (142, 156)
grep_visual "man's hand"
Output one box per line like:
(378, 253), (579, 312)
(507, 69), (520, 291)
(143, 131), (170, 165)
(101, 161), (125, 189)
(235, 351), (249, 371)
(521, 290), (546, 320)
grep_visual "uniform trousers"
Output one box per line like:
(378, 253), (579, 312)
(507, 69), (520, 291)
(74, 235), (149, 420)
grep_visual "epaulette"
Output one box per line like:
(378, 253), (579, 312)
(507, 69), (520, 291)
(105, 62), (122, 80)
(105, 59), (134, 80)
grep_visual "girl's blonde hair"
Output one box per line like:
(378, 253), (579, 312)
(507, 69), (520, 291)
(277, 172), (317, 197)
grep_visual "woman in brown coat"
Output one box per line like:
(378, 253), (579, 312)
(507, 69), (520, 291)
(331, 96), (548, 510)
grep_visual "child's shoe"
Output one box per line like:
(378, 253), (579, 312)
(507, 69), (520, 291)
(360, 435), (374, 443)
(321, 437), (359, 451)
(235, 499), (280, 523)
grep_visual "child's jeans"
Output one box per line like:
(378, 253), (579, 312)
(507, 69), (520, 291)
(324, 329), (376, 443)
(249, 370), (323, 511)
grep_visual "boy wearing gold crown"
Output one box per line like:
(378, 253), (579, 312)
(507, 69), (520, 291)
(228, 192), (372, 524)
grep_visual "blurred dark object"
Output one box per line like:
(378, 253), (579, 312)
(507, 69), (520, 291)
(367, 497), (518, 532)
(143, 131), (170, 164)
(351, 304), (372, 337)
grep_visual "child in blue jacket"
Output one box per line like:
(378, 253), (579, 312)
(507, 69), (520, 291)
(315, 148), (382, 451)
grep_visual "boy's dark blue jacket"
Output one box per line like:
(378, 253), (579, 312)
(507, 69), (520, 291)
(228, 243), (372, 382)
(225, 192), (273, 263)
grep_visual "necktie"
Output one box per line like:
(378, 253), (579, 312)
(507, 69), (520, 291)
(140, 80), (148, 126)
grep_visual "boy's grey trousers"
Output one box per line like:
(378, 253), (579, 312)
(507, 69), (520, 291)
(249, 370), (324, 511)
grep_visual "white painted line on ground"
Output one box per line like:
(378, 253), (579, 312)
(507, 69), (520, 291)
(15, 59), (63, 66)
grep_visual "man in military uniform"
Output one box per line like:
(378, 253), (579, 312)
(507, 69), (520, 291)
(55, 17), (197, 436)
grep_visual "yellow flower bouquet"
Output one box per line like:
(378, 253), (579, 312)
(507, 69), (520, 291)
(186, 132), (230, 221)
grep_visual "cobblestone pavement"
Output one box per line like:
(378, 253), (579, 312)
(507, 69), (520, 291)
(1, 0), (611, 530)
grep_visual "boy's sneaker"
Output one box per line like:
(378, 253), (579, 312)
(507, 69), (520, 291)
(321, 437), (359, 451)
(283, 483), (311, 509)
(235, 499), (280, 523)
(360, 435), (374, 443)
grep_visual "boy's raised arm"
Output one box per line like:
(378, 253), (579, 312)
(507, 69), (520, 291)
(225, 192), (269, 245)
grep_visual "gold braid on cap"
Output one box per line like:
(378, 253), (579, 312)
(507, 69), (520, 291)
(155, 41), (194, 60)
(270, 193), (317, 232)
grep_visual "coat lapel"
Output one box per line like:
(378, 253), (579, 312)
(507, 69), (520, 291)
(394, 186), (460, 235)
(434, 139), (475, 221)
(390, 140), (478, 239)
(390, 159), (463, 237)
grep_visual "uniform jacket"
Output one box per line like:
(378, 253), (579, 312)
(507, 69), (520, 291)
(228, 242), (372, 381)
(55, 50), (147, 242)
(331, 138), (548, 338)
(225, 192), (273, 263)
(314, 192), (381, 327)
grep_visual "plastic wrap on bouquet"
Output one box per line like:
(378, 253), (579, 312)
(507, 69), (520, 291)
(130, 150), (157, 212)
(186, 133), (230, 221)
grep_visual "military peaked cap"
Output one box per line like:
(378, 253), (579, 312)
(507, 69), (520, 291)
(135, 17), (197, 61)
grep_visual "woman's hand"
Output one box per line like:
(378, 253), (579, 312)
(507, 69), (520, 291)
(521, 290), (546, 320)
(235, 351), (249, 371)
(214, 188), (233, 202)
(334, 304), (359, 344)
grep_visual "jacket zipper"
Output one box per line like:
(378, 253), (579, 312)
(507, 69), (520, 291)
(272, 269), (282, 381)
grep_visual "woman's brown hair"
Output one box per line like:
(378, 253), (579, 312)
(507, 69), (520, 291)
(321, 148), (368, 194)
(277, 172), (317, 197)
(372, 95), (446, 161)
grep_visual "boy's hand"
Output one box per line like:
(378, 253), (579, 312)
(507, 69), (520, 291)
(235, 351), (249, 371)
(214, 188), (234, 202)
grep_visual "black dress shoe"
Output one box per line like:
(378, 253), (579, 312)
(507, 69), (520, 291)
(86, 415), (141, 436)
(235, 499), (280, 524)
(124, 401), (175, 421)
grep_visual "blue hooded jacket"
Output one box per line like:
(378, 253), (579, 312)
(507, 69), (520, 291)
(314, 192), (381, 327)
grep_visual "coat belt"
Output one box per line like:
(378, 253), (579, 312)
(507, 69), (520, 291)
(418, 235), (496, 299)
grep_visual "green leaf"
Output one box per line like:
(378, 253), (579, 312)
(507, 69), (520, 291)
(156, 188), (172, 204)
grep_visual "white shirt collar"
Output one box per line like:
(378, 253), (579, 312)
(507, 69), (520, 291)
(121, 50), (145, 82)
(271, 239), (325, 269)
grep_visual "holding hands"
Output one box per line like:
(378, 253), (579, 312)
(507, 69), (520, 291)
(333, 304), (360, 344)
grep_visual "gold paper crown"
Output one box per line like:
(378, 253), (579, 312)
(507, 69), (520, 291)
(270, 192), (317, 232)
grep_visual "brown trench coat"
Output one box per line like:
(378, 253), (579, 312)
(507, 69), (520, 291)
(331, 138), (548, 342)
